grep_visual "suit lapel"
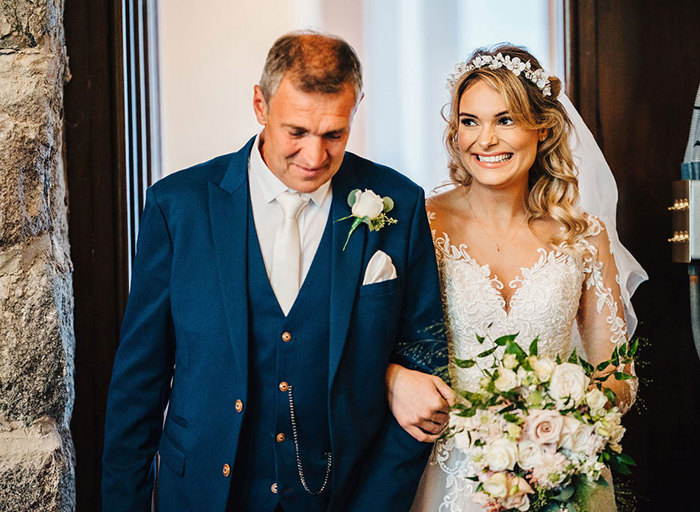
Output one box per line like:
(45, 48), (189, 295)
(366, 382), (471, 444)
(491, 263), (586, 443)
(208, 138), (254, 385)
(329, 161), (367, 387)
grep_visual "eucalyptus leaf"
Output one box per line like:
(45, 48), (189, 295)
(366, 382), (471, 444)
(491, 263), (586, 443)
(382, 196), (394, 213)
(347, 189), (360, 207)
(554, 485), (575, 501)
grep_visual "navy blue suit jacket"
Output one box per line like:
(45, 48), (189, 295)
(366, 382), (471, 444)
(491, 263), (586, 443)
(102, 137), (447, 511)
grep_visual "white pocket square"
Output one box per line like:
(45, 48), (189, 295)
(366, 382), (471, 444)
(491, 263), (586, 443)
(362, 250), (397, 285)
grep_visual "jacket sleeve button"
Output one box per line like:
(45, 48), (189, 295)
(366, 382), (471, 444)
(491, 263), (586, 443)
(235, 399), (243, 412)
(222, 464), (231, 477)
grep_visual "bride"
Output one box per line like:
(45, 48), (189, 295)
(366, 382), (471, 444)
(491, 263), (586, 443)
(385, 44), (646, 511)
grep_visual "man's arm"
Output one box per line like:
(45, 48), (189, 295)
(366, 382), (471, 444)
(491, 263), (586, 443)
(346, 187), (448, 511)
(102, 187), (176, 512)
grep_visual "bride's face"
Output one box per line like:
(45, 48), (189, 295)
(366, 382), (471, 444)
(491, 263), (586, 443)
(457, 80), (539, 190)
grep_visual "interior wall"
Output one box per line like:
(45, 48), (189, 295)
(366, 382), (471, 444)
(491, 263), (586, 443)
(157, 0), (367, 176)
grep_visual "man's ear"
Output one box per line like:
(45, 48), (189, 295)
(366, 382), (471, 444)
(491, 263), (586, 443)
(253, 85), (269, 125)
(352, 91), (365, 116)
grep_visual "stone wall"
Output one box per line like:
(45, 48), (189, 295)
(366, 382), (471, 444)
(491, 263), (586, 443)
(0, 1), (75, 510)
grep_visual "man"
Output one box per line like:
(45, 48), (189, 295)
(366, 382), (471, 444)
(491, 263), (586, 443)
(102, 31), (449, 511)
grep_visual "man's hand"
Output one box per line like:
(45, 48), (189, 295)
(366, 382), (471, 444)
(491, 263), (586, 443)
(385, 363), (456, 442)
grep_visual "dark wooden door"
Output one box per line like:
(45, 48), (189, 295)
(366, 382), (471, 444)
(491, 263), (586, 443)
(567, 1), (700, 509)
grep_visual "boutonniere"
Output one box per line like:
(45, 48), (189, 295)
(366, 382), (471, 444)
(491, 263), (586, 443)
(337, 188), (397, 250)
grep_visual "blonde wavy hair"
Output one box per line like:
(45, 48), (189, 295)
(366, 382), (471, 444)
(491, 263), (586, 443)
(445, 44), (589, 246)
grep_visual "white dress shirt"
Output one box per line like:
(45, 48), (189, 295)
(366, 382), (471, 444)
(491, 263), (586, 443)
(247, 132), (333, 284)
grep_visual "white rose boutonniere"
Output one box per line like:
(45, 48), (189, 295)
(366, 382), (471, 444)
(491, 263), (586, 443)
(338, 188), (397, 250)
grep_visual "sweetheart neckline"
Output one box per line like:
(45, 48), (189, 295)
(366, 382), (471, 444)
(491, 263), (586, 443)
(434, 232), (574, 315)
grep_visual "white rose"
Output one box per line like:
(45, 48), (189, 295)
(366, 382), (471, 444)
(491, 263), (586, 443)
(585, 388), (608, 414)
(503, 353), (518, 369)
(351, 189), (384, 219)
(495, 367), (518, 392)
(584, 433), (606, 456)
(531, 357), (556, 382)
(482, 471), (508, 498)
(484, 438), (518, 471)
(517, 440), (544, 469)
(559, 415), (594, 452)
(549, 362), (588, 408)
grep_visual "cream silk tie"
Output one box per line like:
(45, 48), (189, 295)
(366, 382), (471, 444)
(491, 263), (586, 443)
(271, 191), (309, 315)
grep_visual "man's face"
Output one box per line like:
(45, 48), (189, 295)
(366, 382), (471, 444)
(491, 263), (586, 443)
(253, 76), (359, 193)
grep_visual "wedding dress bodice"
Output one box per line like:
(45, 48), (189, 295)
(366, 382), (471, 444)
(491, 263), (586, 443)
(410, 214), (627, 512)
(433, 214), (627, 393)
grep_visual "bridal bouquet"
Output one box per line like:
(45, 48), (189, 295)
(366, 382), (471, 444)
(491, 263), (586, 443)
(447, 334), (637, 512)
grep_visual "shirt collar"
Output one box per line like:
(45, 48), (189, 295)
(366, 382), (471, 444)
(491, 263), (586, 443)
(249, 132), (332, 207)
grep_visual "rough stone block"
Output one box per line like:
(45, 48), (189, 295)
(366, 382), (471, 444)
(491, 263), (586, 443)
(0, 50), (64, 247)
(0, 418), (75, 512)
(0, 1), (61, 51)
(0, 234), (74, 426)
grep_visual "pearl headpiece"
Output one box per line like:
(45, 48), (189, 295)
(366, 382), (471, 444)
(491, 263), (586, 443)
(447, 52), (552, 97)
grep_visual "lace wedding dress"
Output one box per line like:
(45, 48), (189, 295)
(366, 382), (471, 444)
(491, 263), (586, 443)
(410, 213), (634, 512)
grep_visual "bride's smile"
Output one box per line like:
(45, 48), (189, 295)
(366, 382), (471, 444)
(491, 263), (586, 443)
(457, 80), (539, 190)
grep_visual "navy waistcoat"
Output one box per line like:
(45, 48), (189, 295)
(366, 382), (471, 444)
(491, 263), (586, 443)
(229, 196), (332, 512)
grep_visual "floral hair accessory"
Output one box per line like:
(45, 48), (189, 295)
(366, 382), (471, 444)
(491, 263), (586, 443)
(446, 52), (552, 97)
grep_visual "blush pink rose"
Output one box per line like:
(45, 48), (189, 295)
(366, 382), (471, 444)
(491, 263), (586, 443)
(525, 409), (563, 445)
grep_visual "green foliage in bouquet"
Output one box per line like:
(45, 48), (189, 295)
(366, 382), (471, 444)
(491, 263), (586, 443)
(446, 333), (638, 512)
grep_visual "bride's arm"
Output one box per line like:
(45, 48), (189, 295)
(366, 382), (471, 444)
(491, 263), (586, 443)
(385, 363), (456, 442)
(577, 217), (637, 413)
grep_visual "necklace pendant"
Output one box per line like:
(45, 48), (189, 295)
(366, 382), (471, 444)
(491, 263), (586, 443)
(496, 244), (501, 253)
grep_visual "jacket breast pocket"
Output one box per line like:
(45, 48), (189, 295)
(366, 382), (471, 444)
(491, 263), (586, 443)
(158, 433), (186, 477)
(358, 277), (401, 298)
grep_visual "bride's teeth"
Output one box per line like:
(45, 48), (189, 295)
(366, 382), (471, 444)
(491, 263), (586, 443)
(477, 154), (511, 163)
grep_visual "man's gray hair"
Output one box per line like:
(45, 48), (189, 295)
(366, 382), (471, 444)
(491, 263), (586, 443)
(259, 30), (363, 104)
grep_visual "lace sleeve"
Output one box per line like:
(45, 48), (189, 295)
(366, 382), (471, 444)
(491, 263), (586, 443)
(576, 217), (638, 413)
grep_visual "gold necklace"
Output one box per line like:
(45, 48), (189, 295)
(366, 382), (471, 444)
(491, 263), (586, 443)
(464, 188), (527, 253)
